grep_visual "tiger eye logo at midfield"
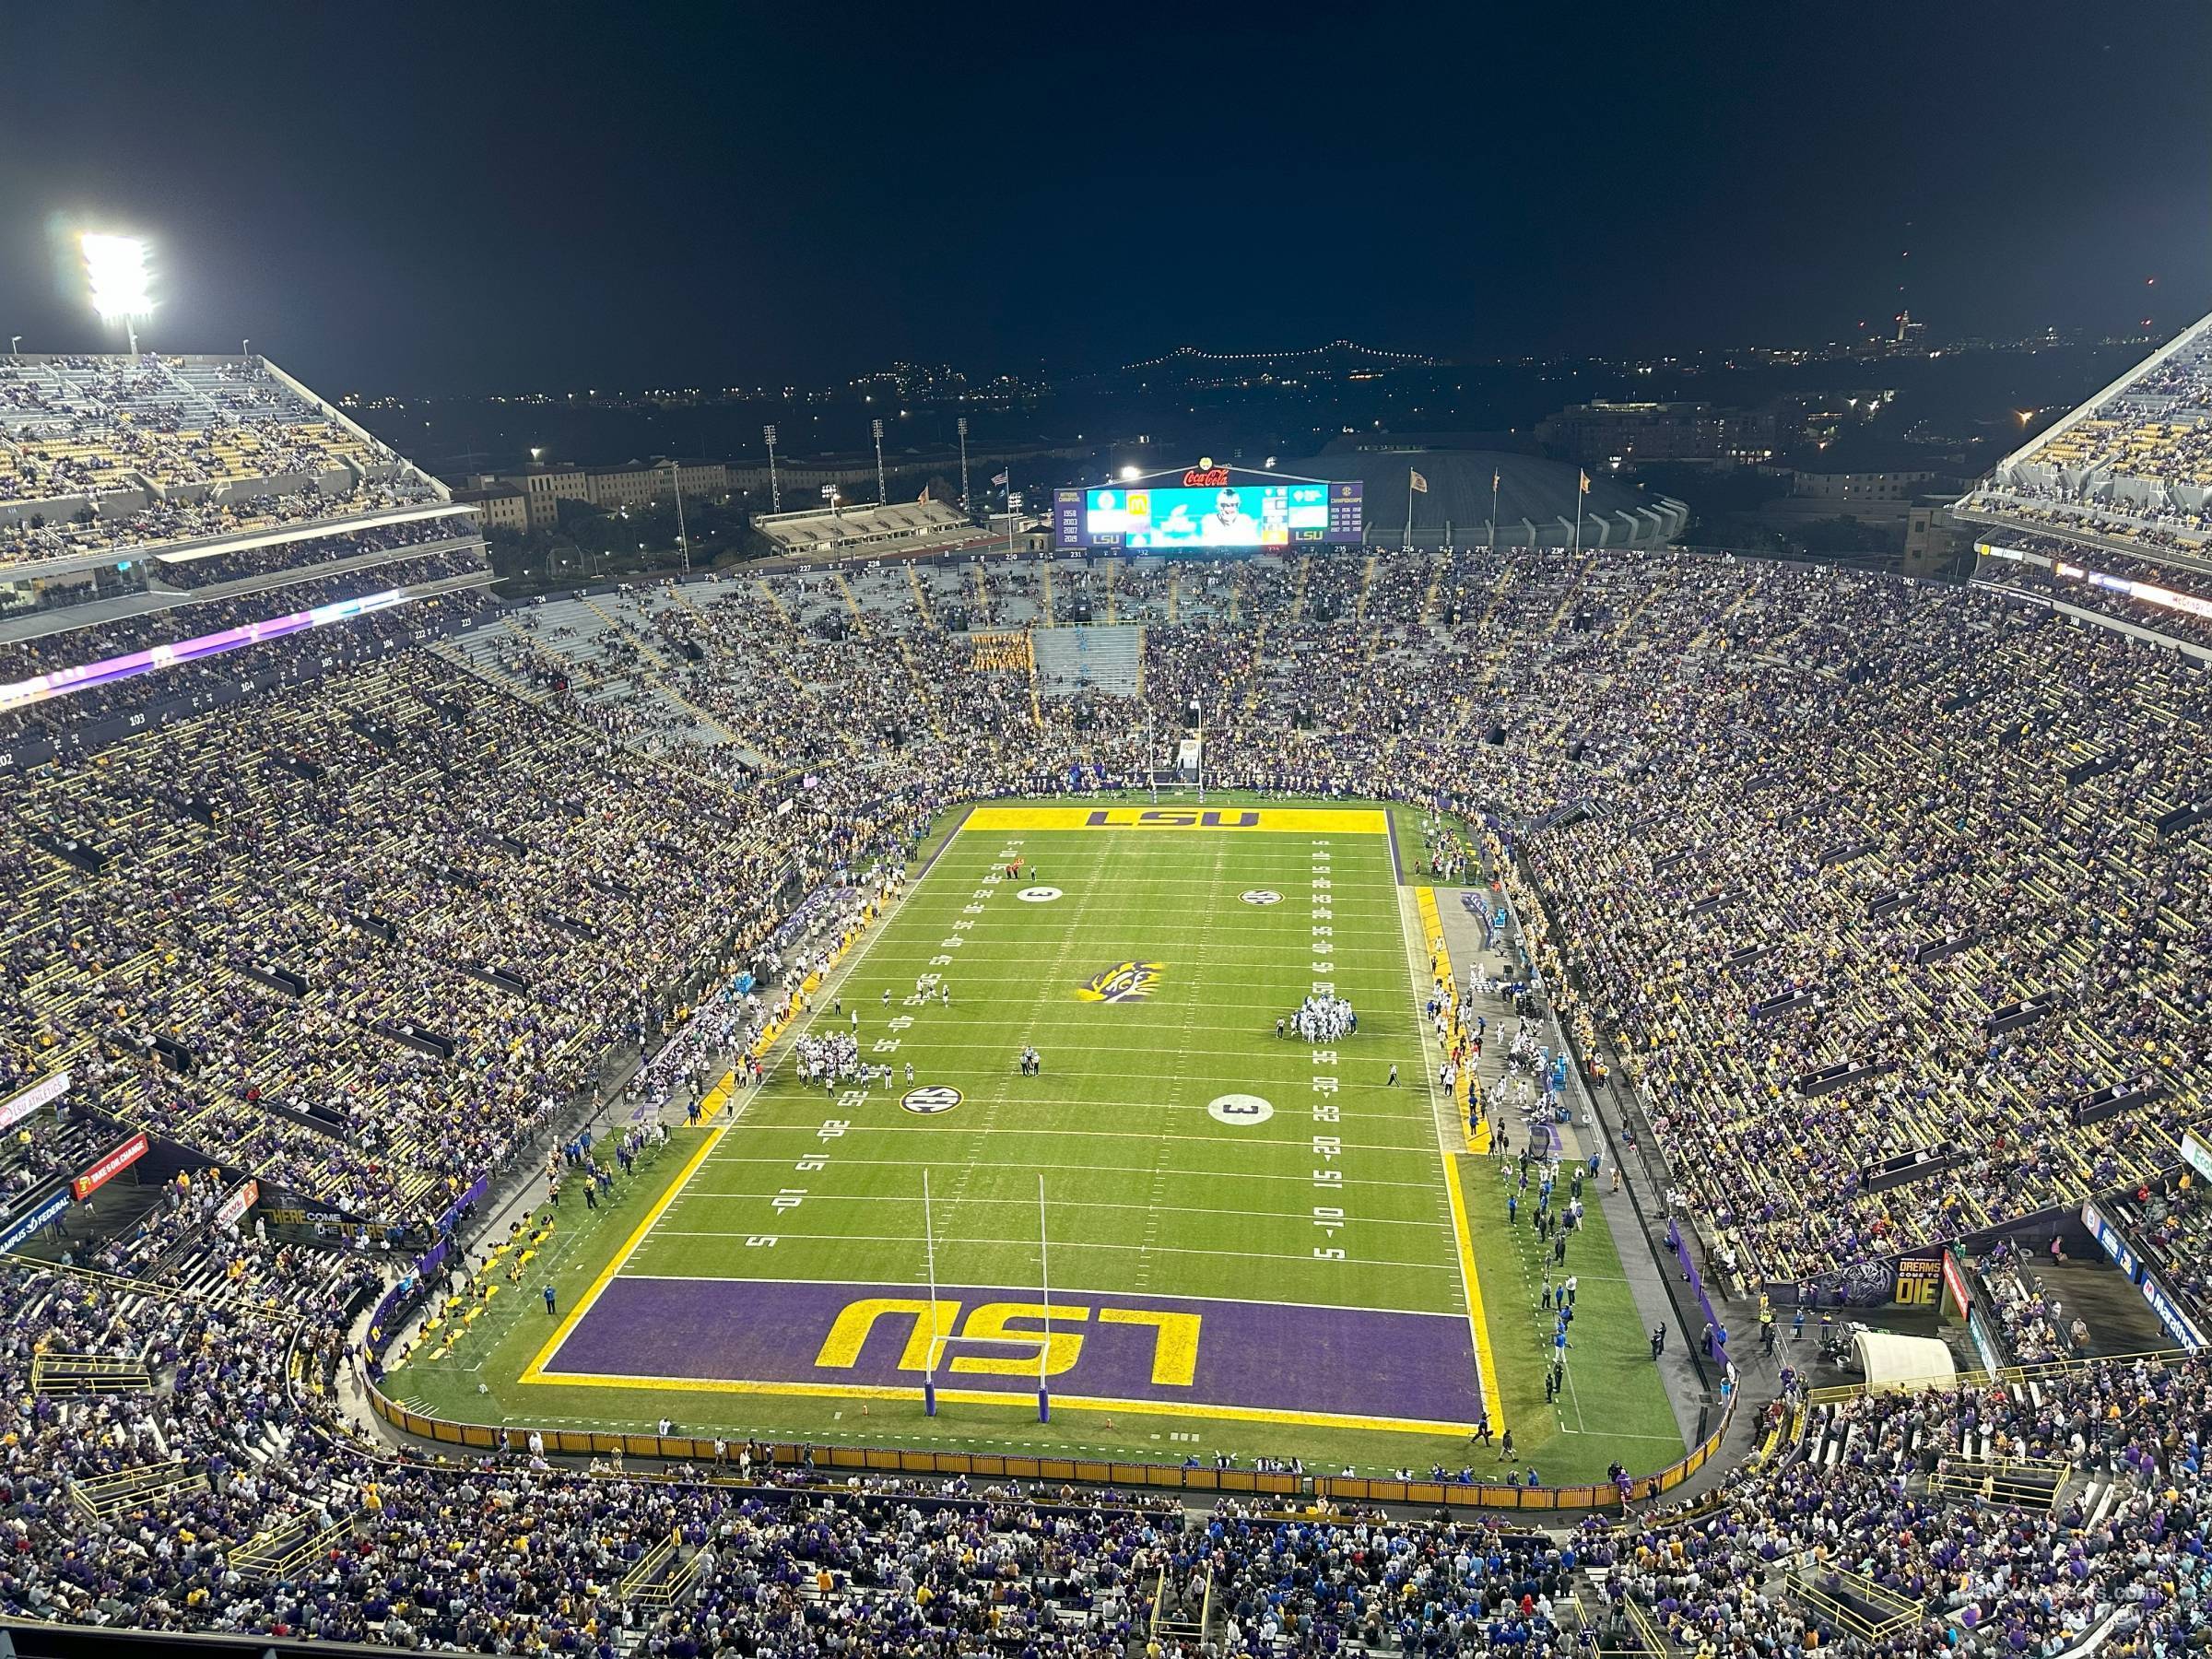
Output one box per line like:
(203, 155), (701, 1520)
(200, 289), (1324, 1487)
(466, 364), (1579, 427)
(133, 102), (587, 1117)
(1076, 961), (1166, 1003)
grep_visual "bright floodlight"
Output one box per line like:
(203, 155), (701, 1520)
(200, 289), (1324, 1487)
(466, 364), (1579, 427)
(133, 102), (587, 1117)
(82, 235), (153, 323)
(1118, 465), (1141, 481)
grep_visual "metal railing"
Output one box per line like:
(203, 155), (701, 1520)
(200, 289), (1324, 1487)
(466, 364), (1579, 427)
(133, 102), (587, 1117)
(364, 1372), (1737, 1513)
(1782, 1552), (1923, 1643)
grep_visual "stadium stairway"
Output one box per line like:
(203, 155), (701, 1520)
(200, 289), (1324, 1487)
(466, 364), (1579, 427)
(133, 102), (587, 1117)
(1031, 623), (1143, 698)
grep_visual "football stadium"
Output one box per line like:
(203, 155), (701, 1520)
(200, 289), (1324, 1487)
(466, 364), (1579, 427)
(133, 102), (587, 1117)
(2, 25), (2210, 1653)
(2, 327), (2208, 1653)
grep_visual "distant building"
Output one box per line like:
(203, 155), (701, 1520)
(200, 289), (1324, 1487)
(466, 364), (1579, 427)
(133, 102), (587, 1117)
(1790, 469), (1939, 502)
(1535, 401), (1776, 468)
(511, 466), (595, 532)
(453, 481), (528, 535)
(496, 459), (728, 532)
(1901, 500), (1966, 577)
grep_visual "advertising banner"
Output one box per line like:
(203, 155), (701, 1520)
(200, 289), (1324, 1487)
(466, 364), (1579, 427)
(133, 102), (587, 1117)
(0, 1191), (70, 1253)
(71, 1133), (148, 1201)
(214, 1179), (261, 1230)
(0, 1069), (70, 1131)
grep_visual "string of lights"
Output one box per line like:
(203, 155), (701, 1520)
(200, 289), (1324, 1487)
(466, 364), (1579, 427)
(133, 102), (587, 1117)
(1120, 339), (1436, 371)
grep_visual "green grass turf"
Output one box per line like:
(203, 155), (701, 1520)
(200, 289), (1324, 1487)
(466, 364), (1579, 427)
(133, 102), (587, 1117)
(388, 801), (1679, 1482)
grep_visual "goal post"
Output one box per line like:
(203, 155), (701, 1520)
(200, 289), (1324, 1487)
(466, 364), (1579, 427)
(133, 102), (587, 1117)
(916, 1171), (1057, 1423)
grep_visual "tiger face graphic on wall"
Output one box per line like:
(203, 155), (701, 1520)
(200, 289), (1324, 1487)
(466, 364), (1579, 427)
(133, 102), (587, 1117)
(1076, 960), (1166, 1003)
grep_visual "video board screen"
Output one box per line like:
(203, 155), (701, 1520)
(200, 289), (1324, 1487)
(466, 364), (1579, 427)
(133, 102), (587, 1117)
(1053, 476), (1361, 549)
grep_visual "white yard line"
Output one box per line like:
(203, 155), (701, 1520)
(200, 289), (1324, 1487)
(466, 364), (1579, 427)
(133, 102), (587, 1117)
(666, 1191), (1455, 1228)
(678, 1155), (1453, 1188)
(679, 1120), (1439, 1151)
(617, 1270), (1467, 1319)
(637, 1230), (1465, 1273)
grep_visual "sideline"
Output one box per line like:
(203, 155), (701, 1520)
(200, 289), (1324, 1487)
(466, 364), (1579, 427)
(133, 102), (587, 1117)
(518, 847), (938, 1383)
(1399, 885), (1508, 1435)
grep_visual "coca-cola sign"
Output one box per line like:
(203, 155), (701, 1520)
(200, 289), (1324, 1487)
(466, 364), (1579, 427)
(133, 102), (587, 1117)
(1182, 467), (1231, 488)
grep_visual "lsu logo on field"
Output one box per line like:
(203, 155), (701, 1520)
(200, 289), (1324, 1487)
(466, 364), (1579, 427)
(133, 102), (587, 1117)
(1082, 808), (1260, 829)
(962, 806), (1388, 835)
(1077, 960), (1164, 1003)
(816, 1297), (1199, 1385)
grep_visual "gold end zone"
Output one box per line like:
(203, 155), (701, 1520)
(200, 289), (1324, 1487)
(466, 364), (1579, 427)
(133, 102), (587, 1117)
(962, 806), (1390, 834)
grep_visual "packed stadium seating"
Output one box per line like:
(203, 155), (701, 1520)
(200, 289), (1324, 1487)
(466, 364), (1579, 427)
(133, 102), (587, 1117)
(1963, 311), (2212, 557)
(9, 545), (2208, 1289)
(1971, 534), (2212, 653)
(0, 356), (445, 571)
(5, 423), (2212, 1647)
(0, 1234), (2197, 1652)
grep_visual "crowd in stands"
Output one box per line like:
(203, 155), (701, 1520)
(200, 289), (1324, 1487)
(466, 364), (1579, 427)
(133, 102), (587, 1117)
(1967, 313), (2212, 555)
(0, 1103), (107, 1225)
(0, 355), (438, 568)
(150, 514), (474, 589)
(0, 563), (488, 743)
(2114, 1169), (2209, 1319)
(1, 477), (445, 569)
(0, 1232), (2201, 1654)
(1976, 1239), (2094, 1364)
(1583, 1354), (2207, 1658)
(0, 518), (2208, 1646)
(12, 543), (2209, 1295)
(1975, 539), (2212, 653)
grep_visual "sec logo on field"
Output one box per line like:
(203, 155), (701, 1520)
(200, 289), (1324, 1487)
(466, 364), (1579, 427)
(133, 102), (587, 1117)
(900, 1087), (963, 1114)
(1241, 889), (1283, 906)
(1017, 886), (1063, 903)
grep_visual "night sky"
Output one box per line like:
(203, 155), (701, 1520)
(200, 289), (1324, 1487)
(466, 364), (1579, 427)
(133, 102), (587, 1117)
(3, 0), (2206, 394)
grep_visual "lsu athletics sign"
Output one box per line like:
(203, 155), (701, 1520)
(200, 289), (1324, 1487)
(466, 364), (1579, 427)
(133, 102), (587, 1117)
(529, 1277), (1484, 1433)
(964, 806), (1388, 835)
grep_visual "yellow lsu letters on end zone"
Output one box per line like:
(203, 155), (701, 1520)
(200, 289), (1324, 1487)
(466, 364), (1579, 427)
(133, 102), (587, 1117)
(964, 805), (1389, 834)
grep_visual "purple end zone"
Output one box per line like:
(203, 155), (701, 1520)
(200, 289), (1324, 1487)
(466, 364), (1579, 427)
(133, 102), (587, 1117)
(549, 1277), (1482, 1425)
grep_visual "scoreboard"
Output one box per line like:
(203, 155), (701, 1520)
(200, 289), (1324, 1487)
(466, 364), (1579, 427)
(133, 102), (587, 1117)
(1054, 466), (1361, 550)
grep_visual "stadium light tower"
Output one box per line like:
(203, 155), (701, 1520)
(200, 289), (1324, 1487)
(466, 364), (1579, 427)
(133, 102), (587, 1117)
(666, 459), (692, 574)
(956, 416), (971, 512)
(81, 233), (153, 355)
(872, 417), (886, 504)
(764, 424), (781, 513)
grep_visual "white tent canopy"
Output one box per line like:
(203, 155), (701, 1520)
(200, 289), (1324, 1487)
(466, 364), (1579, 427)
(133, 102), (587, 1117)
(1853, 1330), (1958, 1393)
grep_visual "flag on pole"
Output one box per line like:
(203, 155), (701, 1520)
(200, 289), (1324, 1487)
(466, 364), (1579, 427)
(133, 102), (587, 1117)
(1578, 469), (1591, 494)
(1492, 470), (1501, 490)
(1408, 469), (1429, 493)
(991, 470), (1009, 487)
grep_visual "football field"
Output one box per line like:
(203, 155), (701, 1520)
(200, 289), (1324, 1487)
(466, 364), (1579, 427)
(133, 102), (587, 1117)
(393, 799), (1679, 1480)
